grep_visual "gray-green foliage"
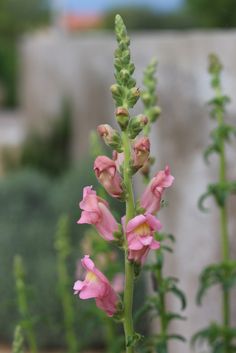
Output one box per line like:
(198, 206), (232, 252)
(0, 0), (49, 107)
(4, 101), (72, 177)
(54, 215), (78, 353)
(186, 0), (236, 28)
(14, 256), (37, 353)
(0, 164), (104, 347)
(12, 326), (24, 353)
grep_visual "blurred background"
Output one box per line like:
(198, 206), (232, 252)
(0, 1), (236, 353)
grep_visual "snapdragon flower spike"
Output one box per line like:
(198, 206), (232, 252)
(124, 214), (161, 264)
(133, 137), (150, 170)
(141, 165), (174, 214)
(94, 156), (124, 198)
(77, 186), (118, 241)
(73, 255), (119, 317)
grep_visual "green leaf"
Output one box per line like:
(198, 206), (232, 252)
(162, 245), (173, 253)
(169, 286), (187, 310)
(126, 332), (143, 347)
(198, 190), (212, 212)
(197, 261), (236, 304)
(167, 334), (186, 342)
(165, 312), (186, 324)
(192, 322), (236, 352)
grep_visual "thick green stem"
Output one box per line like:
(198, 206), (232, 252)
(156, 265), (168, 352)
(216, 87), (231, 331)
(122, 131), (136, 353)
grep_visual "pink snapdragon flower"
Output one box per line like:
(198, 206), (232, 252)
(133, 137), (150, 169)
(77, 186), (118, 241)
(73, 255), (119, 317)
(112, 151), (124, 172)
(140, 165), (174, 214)
(124, 214), (161, 264)
(94, 156), (123, 198)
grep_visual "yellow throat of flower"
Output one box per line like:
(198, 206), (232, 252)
(134, 222), (150, 236)
(85, 271), (98, 282)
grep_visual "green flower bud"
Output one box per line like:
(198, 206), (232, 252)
(115, 107), (130, 130)
(127, 87), (140, 108)
(97, 124), (123, 152)
(110, 84), (124, 106)
(122, 50), (131, 65)
(128, 115), (148, 139)
(120, 68), (130, 84)
(149, 105), (161, 122)
(141, 92), (151, 105)
(208, 53), (222, 75)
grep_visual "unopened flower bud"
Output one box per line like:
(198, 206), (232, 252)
(208, 53), (222, 75)
(149, 106), (161, 122)
(123, 50), (130, 63)
(127, 87), (140, 108)
(128, 115), (149, 139)
(115, 106), (129, 130)
(120, 68), (130, 83)
(141, 92), (152, 105)
(133, 137), (150, 170)
(110, 84), (123, 105)
(97, 124), (122, 152)
(140, 159), (150, 177)
(94, 156), (124, 198)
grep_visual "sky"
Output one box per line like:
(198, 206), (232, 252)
(54, 0), (184, 13)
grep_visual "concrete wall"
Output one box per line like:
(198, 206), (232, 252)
(20, 30), (236, 352)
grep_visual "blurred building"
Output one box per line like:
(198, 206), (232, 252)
(60, 13), (102, 30)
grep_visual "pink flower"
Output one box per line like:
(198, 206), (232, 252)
(124, 214), (161, 264)
(94, 156), (123, 198)
(77, 186), (118, 241)
(140, 165), (174, 214)
(133, 137), (150, 169)
(112, 150), (124, 172)
(73, 255), (119, 317)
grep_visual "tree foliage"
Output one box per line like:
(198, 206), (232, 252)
(0, 0), (49, 107)
(187, 0), (236, 27)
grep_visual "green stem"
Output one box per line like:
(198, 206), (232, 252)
(156, 263), (168, 352)
(122, 130), (136, 353)
(216, 87), (230, 331)
(105, 317), (116, 353)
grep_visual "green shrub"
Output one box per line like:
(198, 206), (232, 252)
(0, 0), (50, 107)
(4, 102), (72, 177)
(0, 165), (102, 348)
